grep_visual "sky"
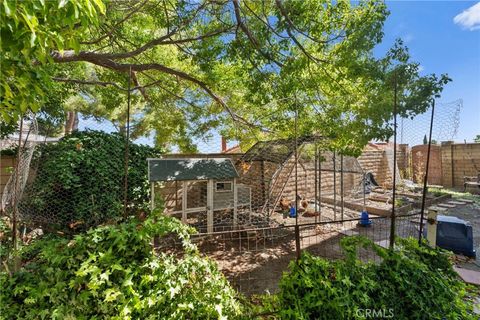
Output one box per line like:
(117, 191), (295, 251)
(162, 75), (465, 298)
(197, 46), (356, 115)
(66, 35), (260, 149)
(80, 1), (480, 149)
(376, 1), (480, 144)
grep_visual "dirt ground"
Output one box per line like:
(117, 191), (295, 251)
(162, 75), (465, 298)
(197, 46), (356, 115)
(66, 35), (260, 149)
(179, 189), (480, 296)
(193, 206), (417, 295)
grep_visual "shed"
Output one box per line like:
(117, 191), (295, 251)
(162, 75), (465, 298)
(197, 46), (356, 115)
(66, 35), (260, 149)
(148, 158), (251, 232)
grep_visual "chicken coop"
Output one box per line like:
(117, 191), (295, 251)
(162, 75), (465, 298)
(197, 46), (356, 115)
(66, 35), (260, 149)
(149, 136), (366, 233)
(148, 158), (252, 233)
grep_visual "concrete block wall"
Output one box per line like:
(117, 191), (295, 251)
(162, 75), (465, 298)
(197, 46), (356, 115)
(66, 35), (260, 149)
(411, 144), (442, 185)
(357, 146), (389, 187)
(441, 142), (480, 188)
(357, 144), (409, 188)
(269, 157), (362, 206)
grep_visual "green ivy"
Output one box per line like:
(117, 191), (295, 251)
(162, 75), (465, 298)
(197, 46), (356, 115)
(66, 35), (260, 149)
(20, 130), (161, 232)
(0, 211), (243, 319)
(275, 237), (476, 320)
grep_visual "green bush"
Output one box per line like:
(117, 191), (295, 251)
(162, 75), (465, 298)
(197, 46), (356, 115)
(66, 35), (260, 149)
(276, 237), (475, 320)
(0, 212), (243, 319)
(21, 130), (160, 232)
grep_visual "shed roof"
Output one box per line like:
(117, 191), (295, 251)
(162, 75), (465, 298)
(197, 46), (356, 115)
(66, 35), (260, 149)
(148, 158), (239, 182)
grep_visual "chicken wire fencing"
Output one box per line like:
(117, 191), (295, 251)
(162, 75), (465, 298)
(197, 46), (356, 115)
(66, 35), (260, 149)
(158, 212), (421, 296)
(1, 101), (433, 296)
(0, 112), (154, 238)
(398, 99), (462, 182)
(149, 136), (367, 234)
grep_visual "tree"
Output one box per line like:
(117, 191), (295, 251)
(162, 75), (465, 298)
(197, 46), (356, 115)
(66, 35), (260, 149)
(0, 0), (105, 122)
(474, 135), (480, 143)
(1, 0), (450, 154)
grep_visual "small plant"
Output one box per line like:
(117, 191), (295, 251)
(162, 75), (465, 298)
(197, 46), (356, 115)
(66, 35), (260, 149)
(275, 236), (476, 320)
(429, 187), (480, 206)
(0, 211), (243, 319)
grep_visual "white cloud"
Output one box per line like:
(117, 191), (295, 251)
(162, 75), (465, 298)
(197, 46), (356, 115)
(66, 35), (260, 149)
(453, 2), (480, 31)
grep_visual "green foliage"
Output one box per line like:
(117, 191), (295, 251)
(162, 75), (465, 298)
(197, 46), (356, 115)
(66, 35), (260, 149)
(428, 187), (480, 206)
(474, 135), (480, 143)
(0, 146), (17, 156)
(2, 0), (450, 154)
(0, 218), (12, 264)
(0, 0), (105, 123)
(21, 130), (160, 232)
(276, 237), (475, 320)
(0, 212), (242, 319)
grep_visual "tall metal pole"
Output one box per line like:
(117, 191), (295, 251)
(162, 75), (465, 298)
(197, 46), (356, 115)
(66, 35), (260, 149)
(340, 154), (344, 221)
(333, 152), (337, 221)
(123, 67), (132, 219)
(294, 103), (301, 259)
(419, 100), (436, 243)
(314, 144), (318, 223)
(319, 153), (322, 221)
(363, 173), (367, 210)
(389, 74), (398, 249)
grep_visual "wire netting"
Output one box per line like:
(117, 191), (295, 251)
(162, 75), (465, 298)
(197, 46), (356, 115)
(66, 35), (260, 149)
(1, 112), (157, 235)
(0, 95), (459, 295)
(399, 99), (462, 146)
(152, 137), (366, 234)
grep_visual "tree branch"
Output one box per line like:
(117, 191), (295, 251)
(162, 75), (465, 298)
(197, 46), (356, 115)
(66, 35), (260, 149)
(52, 76), (165, 93)
(274, 0), (327, 64)
(81, 0), (149, 45)
(232, 0), (284, 67)
(52, 77), (127, 91)
(130, 72), (149, 100)
(51, 54), (249, 125)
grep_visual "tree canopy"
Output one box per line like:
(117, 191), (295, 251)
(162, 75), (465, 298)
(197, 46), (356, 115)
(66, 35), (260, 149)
(1, 0), (450, 154)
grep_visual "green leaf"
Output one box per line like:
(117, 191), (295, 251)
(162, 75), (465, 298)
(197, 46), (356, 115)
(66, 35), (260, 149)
(3, 1), (12, 16)
(58, 0), (70, 9)
(92, 0), (106, 15)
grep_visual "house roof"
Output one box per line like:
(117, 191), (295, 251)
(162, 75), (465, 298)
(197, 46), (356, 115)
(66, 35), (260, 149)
(148, 158), (239, 182)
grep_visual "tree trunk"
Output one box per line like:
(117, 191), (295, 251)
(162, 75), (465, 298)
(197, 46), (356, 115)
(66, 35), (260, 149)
(65, 111), (79, 135)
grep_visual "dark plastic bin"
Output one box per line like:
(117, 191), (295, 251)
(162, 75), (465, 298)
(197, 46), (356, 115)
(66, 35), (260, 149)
(424, 215), (476, 257)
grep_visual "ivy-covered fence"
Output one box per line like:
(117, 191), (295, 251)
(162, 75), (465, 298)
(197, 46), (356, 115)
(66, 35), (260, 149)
(1, 126), (161, 267)
(17, 130), (160, 233)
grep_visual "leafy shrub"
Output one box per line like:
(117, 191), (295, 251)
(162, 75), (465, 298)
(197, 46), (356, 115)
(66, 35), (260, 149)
(0, 212), (243, 319)
(20, 130), (160, 232)
(276, 237), (475, 320)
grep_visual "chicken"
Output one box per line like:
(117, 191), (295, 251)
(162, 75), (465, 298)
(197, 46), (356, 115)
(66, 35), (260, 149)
(280, 197), (290, 211)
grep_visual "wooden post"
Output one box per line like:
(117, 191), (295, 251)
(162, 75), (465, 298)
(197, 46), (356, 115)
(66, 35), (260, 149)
(207, 179), (214, 233)
(182, 181), (187, 223)
(233, 178), (238, 229)
(426, 209), (438, 248)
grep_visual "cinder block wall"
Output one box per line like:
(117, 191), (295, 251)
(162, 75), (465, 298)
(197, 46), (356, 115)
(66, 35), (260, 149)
(411, 145), (442, 185)
(269, 158), (361, 206)
(357, 146), (387, 186)
(441, 142), (480, 188)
